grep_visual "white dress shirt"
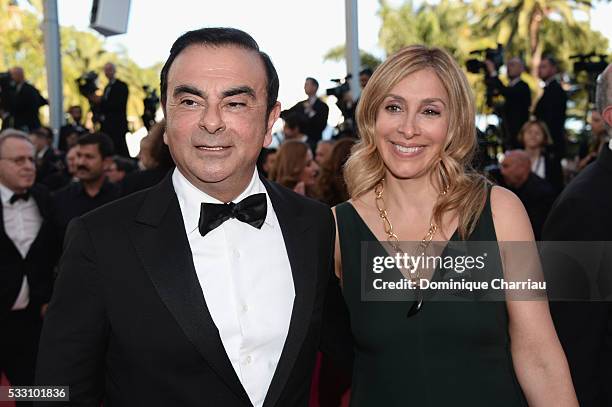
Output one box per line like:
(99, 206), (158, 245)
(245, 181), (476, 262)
(173, 168), (295, 407)
(0, 183), (43, 310)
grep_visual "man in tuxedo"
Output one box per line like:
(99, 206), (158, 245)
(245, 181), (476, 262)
(534, 56), (568, 158)
(90, 63), (130, 157)
(36, 28), (344, 407)
(0, 130), (58, 406)
(30, 127), (64, 183)
(288, 77), (329, 152)
(542, 63), (612, 406)
(486, 57), (531, 149)
(2, 67), (48, 132)
(58, 105), (88, 152)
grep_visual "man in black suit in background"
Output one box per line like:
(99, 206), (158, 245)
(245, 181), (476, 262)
(486, 57), (531, 149)
(90, 63), (130, 157)
(288, 77), (329, 152)
(0, 130), (58, 406)
(2, 67), (48, 132)
(534, 56), (568, 158)
(542, 63), (612, 406)
(36, 28), (344, 407)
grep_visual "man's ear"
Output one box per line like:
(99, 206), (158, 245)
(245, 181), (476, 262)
(602, 105), (612, 130)
(264, 102), (281, 147)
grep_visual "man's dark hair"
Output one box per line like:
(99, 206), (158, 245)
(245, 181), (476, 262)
(359, 68), (373, 77)
(160, 27), (279, 117)
(31, 127), (53, 140)
(112, 155), (137, 174)
(280, 111), (304, 132)
(305, 77), (319, 89)
(77, 132), (115, 159)
(542, 55), (559, 70)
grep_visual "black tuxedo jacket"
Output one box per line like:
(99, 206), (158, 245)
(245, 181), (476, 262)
(0, 184), (58, 319)
(289, 98), (329, 144)
(100, 79), (129, 156)
(5, 82), (48, 132)
(36, 174), (343, 407)
(534, 79), (567, 157)
(542, 145), (612, 406)
(489, 77), (531, 147)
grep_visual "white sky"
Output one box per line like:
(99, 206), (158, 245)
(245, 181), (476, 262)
(55, 0), (612, 127)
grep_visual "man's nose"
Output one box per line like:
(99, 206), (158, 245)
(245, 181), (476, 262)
(198, 105), (225, 134)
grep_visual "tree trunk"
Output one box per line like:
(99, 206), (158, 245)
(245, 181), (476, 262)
(529, 5), (544, 110)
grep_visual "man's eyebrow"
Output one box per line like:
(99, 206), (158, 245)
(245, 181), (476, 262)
(173, 85), (205, 99)
(222, 86), (256, 99)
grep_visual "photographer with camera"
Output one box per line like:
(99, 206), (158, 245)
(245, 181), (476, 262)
(288, 77), (329, 152)
(485, 57), (531, 149)
(0, 67), (48, 132)
(87, 63), (130, 157)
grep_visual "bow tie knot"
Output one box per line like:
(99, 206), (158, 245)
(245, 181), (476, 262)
(198, 193), (267, 237)
(9, 192), (30, 204)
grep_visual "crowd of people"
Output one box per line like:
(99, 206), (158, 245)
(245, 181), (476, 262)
(0, 26), (611, 407)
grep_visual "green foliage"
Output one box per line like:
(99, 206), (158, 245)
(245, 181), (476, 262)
(1, 0), (161, 129)
(323, 45), (382, 70)
(369, 0), (610, 119)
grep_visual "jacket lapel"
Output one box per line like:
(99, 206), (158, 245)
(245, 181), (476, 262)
(261, 179), (319, 407)
(129, 176), (251, 404)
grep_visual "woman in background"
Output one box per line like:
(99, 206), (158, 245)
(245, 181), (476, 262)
(120, 119), (174, 196)
(270, 139), (318, 197)
(317, 138), (355, 206)
(518, 119), (563, 193)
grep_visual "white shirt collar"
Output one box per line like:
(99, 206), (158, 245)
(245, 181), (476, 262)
(172, 167), (277, 234)
(37, 146), (48, 159)
(0, 182), (17, 205)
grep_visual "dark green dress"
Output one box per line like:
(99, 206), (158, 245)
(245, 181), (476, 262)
(336, 189), (527, 406)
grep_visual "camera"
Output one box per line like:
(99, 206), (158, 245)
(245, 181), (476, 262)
(571, 53), (608, 76)
(76, 71), (99, 97)
(466, 44), (505, 74)
(142, 85), (160, 131)
(326, 75), (352, 99)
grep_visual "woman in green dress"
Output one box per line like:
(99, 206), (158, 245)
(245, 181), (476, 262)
(333, 45), (577, 406)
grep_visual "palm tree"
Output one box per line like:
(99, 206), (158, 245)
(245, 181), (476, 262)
(474, 0), (593, 78)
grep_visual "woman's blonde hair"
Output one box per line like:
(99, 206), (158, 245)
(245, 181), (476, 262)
(270, 140), (309, 190)
(517, 119), (553, 147)
(344, 44), (489, 239)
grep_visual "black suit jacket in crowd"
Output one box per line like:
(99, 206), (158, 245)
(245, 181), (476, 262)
(0, 184), (59, 319)
(289, 98), (329, 146)
(100, 78), (129, 156)
(489, 77), (531, 148)
(36, 174), (346, 407)
(534, 79), (567, 157)
(5, 82), (48, 132)
(542, 144), (612, 406)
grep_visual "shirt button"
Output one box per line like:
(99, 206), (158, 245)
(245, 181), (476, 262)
(242, 304), (248, 313)
(234, 250), (241, 259)
(245, 355), (252, 365)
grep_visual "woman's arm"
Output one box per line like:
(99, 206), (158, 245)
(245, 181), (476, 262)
(490, 186), (578, 406)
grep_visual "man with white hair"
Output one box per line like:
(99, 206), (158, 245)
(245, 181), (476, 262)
(542, 64), (612, 406)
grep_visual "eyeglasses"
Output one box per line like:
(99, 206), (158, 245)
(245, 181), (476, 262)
(0, 156), (36, 166)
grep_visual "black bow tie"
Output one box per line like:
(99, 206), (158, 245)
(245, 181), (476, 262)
(198, 193), (267, 237)
(9, 192), (30, 204)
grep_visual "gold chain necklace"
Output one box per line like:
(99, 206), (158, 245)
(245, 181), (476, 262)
(374, 179), (447, 316)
